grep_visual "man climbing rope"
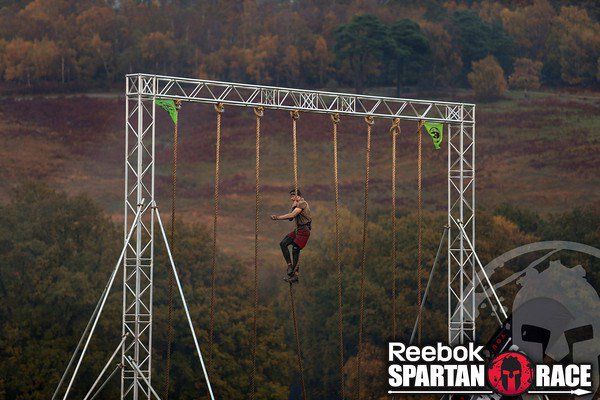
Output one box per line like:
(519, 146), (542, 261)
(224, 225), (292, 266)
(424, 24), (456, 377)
(271, 188), (312, 284)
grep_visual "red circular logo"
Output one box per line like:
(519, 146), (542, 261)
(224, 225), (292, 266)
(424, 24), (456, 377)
(487, 351), (534, 396)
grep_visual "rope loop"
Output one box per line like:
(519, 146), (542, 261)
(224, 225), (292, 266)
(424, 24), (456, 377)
(214, 102), (224, 113)
(331, 113), (340, 124)
(254, 106), (264, 118)
(364, 115), (374, 126)
(175, 99), (182, 110)
(389, 117), (401, 137)
(290, 109), (300, 120)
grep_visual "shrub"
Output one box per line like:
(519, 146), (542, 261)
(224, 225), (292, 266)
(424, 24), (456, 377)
(509, 58), (543, 90)
(467, 55), (507, 100)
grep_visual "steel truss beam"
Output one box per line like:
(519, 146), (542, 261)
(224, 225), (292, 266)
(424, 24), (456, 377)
(126, 74), (474, 123)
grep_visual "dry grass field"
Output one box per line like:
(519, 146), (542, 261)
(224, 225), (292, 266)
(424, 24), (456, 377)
(1, 89), (599, 266)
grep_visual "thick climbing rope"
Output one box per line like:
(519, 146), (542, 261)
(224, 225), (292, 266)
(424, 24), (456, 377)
(389, 118), (401, 341)
(164, 99), (181, 400)
(357, 116), (373, 400)
(209, 103), (224, 373)
(250, 106), (263, 400)
(417, 120), (424, 344)
(331, 113), (344, 400)
(289, 284), (307, 399)
(291, 110), (299, 197)
(289, 109), (307, 400)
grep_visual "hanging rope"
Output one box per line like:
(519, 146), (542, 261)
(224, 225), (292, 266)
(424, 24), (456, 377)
(331, 113), (344, 400)
(389, 118), (401, 341)
(289, 284), (307, 400)
(289, 109), (307, 400)
(417, 120), (424, 345)
(250, 106), (263, 400)
(209, 103), (224, 374)
(357, 115), (373, 400)
(164, 100), (182, 400)
(291, 110), (300, 196)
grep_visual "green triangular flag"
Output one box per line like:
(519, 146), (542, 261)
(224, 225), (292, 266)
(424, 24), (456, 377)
(155, 99), (179, 125)
(423, 122), (443, 150)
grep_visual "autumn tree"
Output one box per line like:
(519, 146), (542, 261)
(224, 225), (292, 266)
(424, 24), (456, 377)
(389, 19), (429, 96)
(313, 36), (331, 86)
(552, 6), (600, 85)
(450, 10), (515, 79)
(468, 55), (507, 100)
(421, 21), (463, 87)
(75, 5), (119, 83)
(3, 38), (60, 85)
(500, 0), (556, 60)
(29, 39), (61, 81)
(246, 34), (278, 83)
(17, 0), (76, 83)
(334, 14), (393, 93)
(3, 38), (34, 84)
(0, 39), (6, 76)
(140, 31), (177, 74)
(509, 58), (543, 90)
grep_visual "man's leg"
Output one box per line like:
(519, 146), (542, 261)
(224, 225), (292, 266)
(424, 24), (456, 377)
(280, 236), (294, 274)
(283, 243), (301, 283)
(291, 245), (301, 273)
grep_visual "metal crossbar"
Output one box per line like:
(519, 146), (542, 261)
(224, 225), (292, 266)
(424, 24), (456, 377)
(126, 73), (474, 123)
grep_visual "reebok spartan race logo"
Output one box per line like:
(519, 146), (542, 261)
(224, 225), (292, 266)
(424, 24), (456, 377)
(387, 342), (594, 396)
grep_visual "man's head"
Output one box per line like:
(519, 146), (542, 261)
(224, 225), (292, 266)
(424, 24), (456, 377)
(289, 188), (302, 201)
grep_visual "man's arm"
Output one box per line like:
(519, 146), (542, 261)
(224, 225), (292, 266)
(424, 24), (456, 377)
(271, 207), (302, 220)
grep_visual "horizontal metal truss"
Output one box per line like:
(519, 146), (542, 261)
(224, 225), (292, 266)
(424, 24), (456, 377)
(126, 73), (474, 123)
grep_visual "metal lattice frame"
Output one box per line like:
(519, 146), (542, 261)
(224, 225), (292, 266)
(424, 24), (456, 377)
(448, 119), (476, 345)
(127, 73), (473, 123)
(119, 73), (476, 399)
(123, 76), (156, 400)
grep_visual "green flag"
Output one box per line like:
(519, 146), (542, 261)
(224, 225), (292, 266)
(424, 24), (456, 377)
(423, 122), (443, 150)
(155, 99), (179, 125)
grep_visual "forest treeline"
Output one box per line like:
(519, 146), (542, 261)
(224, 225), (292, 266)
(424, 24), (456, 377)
(0, 0), (598, 94)
(1, 184), (599, 399)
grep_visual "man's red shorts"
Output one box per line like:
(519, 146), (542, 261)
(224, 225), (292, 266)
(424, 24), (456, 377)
(287, 229), (310, 249)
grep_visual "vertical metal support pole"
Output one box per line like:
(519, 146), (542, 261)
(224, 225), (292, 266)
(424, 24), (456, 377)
(471, 108), (476, 340)
(447, 105), (476, 345)
(447, 121), (452, 344)
(148, 77), (156, 400)
(123, 75), (156, 400)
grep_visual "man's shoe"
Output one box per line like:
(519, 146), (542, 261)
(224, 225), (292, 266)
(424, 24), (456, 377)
(283, 274), (299, 284)
(286, 263), (294, 276)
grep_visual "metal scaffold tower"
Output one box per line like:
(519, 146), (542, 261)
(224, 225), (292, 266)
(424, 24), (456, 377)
(53, 73), (477, 400)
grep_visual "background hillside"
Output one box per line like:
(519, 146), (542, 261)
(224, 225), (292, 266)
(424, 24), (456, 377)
(1, 89), (598, 259)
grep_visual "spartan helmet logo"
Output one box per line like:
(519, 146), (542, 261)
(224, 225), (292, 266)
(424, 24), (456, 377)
(428, 126), (441, 141)
(500, 356), (522, 392)
(474, 242), (600, 399)
(487, 351), (534, 395)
